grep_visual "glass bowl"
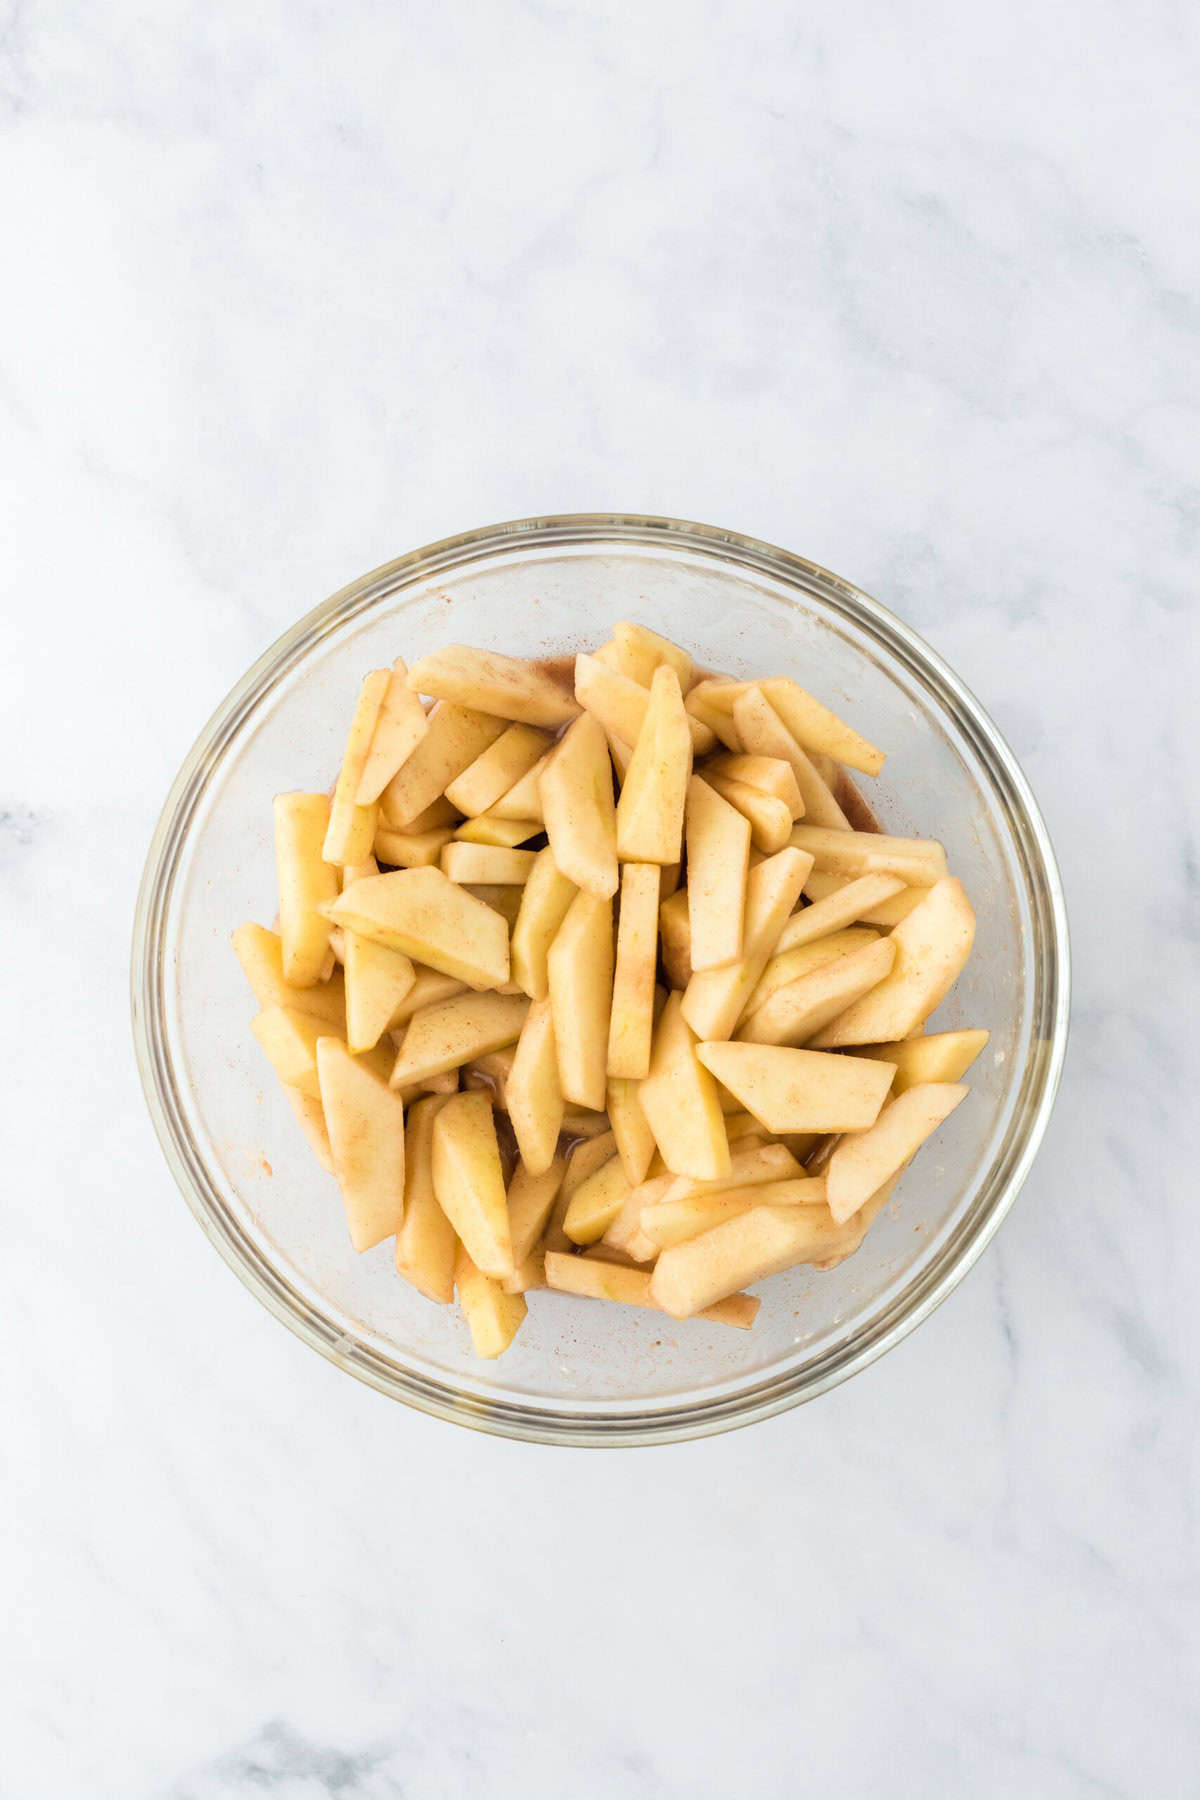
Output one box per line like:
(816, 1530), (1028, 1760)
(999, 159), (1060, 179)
(132, 514), (1069, 1445)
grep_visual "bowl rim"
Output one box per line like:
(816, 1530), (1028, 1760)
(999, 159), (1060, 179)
(131, 511), (1071, 1446)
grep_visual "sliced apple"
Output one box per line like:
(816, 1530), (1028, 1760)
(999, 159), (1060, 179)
(705, 753), (803, 815)
(775, 873), (905, 952)
(601, 1165), (671, 1260)
(856, 1028), (989, 1095)
(315, 1036), (407, 1253)
(607, 862), (661, 1079)
(274, 793), (340, 986)
(506, 998), (565, 1175)
(649, 1201), (850, 1317)
(702, 773), (794, 852)
(612, 620), (693, 690)
(454, 1243), (527, 1357)
(686, 678), (746, 750)
(544, 1251), (758, 1328)
(439, 843), (537, 885)
(638, 992), (731, 1180)
(788, 824), (948, 886)
(802, 869), (929, 928)
(327, 868), (510, 990)
(355, 658), (430, 804)
(390, 991), (529, 1088)
(444, 723), (551, 816)
(510, 849), (576, 1000)
(757, 676), (885, 777)
(607, 1078), (656, 1184)
(373, 823), (455, 868)
(658, 888), (693, 990)
(431, 1092), (513, 1278)
(808, 877), (976, 1047)
(462, 884), (525, 929)
(615, 664), (692, 864)
(389, 964), (468, 1024)
(826, 1082), (969, 1223)
(563, 1153), (633, 1245)
(696, 1041), (895, 1134)
(539, 713), (618, 898)
(343, 930), (415, 1052)
(252, 1005), (389, 1099)
(732, 687), (850, 831)
(282, 1084), (335, 1173)
(659, 1141), (803, 1205)
(380, 703), (506, 828)
(685, 776), (751, 971)
(485, 752), (550, 822)
(394, 1093), (457, 1303)
(507, 1153), (567, 1267)
(738, 936), (897, 1046)
(740, 927), (882, 1022)
(453, 815), (541, 847)
(324, 669), (389, 865)
(575, 653), (713, 753)
(680, 846), (812, 1040)
(547, 890), (613, 1111)
(233, 922), (346, 1026)
(406, 644), (580, 729)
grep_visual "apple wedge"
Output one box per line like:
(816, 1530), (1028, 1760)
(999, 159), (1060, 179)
(680, 845), (812, 1040)
(389, 965), (468, 1024)
(390, 990), (529, 1088)
(327, 868), (510, 990)
(774, 873), (906, 952)
(658, 888), (693, 990)
(506, 998), (565, 1175)
(615, 664), (692, 864)
(507, 1154), (567, 1267)
(453, 815), (541, 847)
(731, 688), (850, 831)
(740, 927), (882, 1022)
(251, 1005), (391, 1099)
(463, 884), (524, 929)
(373, 824), (455, 868)
(808, 877), (976, 1047)
(324, 669), (389, 865)
(439, 843), (537, 885)
(757, 676), (886, 777)
(649, 1202), (851, 1318)
(563, 1153), (634, 1245)
(696, 1041), (896, 1134)
(315, 1037), (407, 1253)
(343, 930), (415, 1052)
(380, 703), (506, 828)
(574, 653), (714, 754)
(702, 771), (794, 853)
(233, 922), (346, 1026)
(454, 1244), (527, 1357)
(355, 658), (430, 804)
(406, 644), (581, 728)
(856, 1028), (989, 1095)
(485, 752), (550, 822)
(607, 862), (661, 1079)
(659, 1141), (803, 1205)
(705, 753), (803, 815)
(395, 1094), (457, 1303)
(510, 848), (576, 999)
(547, 890), (613, 1111)
(738, 936), (897, 1046)
(539, 712), (618, 898)
(431, 1092), (513, 1278)
(443, 723), (550, 817)
(788, 824), (948, 886)
(612, 620), (693, 690)
(638, 992), (731, 1180)
(606, 1078), (657, 1184)
(685, 776), (751, 970)
(544, 1251), (759, 1328)
(274, 793), (340, 986)
(826, 1082), (969, 1223)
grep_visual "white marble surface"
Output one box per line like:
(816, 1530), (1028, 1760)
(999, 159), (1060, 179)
(3, 2), (1198, 1794)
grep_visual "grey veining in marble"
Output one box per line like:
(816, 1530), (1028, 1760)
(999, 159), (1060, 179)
(2, 2), (1198, 1796)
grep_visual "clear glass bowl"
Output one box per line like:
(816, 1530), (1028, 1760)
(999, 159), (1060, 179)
(132, 514), (1069, 1445)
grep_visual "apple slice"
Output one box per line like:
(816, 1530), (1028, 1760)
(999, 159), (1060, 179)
(380, 703), (507, 828)
(732, 688), (850, 831)
(659, 1140), (803, 1205)
(315, 1037), (407, 1252)
(395, 1094), (457, 1303)
(808, 878), (976, 1047)
(612, 621), (693, 690)
(544, 1251), (758, 1328)
(788, 824), (948, 886)
(757, 676), (885, 777)
(432, 1092), (513, 1278)
(355, 658), (430, 804)
(324, 669), (389, 864)
(547, 890), (613, 1111)
(274, 793), (340, 986)
(373, 824), (455, 868)
(601, 1165), (671, 1260)
(507, 999), (565, 1175)
(485, 752), (550, 822)
(696, 1041), (896, 1134)
(658, 888), (693, 990)
(463, 884), (525, 929)
(407, 644), (581, 729)
(638, 993), (731, 1180)
(685, 776), (751, 970)
(800, 871), (928, 928)
(439, 843), (537, 885)
(507, 1154), (567, 1267)
(686, 678), (746, 750)
(615, 665), (692, 864)
(607, 862), (661, 1078)
(539, 713), (618, 898)
(327, 868), (510, 990)
(702, 773), (794, 852)
(343, 930), (415, 1052)
(281, 1083), (335, 1173)
(444, 723), (551, 816)
(738, 936), (897, 1046)
(607, 1078), (657, 1184)
(390, 990), (529, 1088)
(856, 1028), (989, 1095)
(454, 1243), (527, 1357)
(563, 1153), (633, 1245)
(388, 965), (468, 1024)
(705, 753), (803, 815)
(826, 1082), (969, 1223)
(575, 653), (714, 753)
(740, 927), (882, 1022)
(252, 1005), (391, 1099)
(679, 845), (812, 1041)
(649, 1201), (850, 1317)
(233, 923), (346, 1026)
(774, 873), (906, 952)
(453, 815), (541, 847)
(510, 848), (576, 1000)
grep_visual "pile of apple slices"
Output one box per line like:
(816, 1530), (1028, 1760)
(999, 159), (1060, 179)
(236, 622), (987, 1359)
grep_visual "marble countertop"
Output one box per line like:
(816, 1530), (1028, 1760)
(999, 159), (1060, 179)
(3, 3), (1197, 1795)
